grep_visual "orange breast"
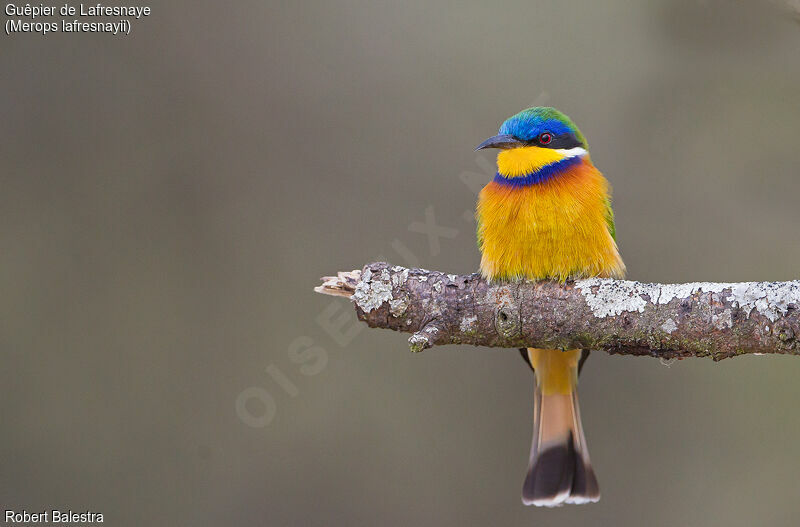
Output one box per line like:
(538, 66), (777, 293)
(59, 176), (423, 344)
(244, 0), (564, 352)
(477, 160), (625, 281)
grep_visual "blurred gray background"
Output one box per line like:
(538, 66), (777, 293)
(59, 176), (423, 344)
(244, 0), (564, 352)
(2, 1), (800, 525)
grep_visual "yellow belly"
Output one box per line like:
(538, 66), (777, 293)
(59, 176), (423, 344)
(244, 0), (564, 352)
(477, 161), (624, 282)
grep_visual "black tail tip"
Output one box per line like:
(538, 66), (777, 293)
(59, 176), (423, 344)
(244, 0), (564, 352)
(522, 441), (600, 507)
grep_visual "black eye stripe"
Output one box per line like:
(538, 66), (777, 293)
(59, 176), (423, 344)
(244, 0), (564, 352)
(524, 133), (582, 150)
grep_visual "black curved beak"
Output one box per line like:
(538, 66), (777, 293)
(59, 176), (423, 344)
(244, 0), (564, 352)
(474, 134), (523, 151)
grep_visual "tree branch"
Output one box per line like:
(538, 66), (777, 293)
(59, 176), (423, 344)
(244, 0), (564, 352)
(315, 262), (800, 361)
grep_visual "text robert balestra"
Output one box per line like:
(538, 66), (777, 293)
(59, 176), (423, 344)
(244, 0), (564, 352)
(5, 510), (104, 523)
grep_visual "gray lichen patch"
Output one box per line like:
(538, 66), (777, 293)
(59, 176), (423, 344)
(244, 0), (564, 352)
(574, 279), (660, 317)
(408, 333), (429, 353)
(712, 309), (733, 330)
(391, 268), (409, 287)
(729, 281), (800, 322)
(575, 277), (800, 323)
(389, 298), (408, 317)
(408, 325), (439, 353)
(575, 279), (731, 318)
(352, 269), (393, 313)
(651, 282), (731, 305)
(661, 318), (678, 334)
(460, 315), (478, 334)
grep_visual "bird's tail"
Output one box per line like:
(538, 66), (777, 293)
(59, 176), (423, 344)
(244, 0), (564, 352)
(522, 348), (600, 507)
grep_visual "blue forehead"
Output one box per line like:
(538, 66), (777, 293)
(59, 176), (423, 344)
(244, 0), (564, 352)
(499, 109), (575, 141)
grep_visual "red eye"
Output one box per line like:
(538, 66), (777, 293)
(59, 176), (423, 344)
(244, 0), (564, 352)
(538, 132), (553, 145)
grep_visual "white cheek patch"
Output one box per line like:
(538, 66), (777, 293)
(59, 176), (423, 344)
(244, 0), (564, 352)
(554, 147), (587, 158)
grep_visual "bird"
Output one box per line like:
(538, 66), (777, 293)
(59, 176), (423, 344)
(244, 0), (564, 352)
(475, 106), (625, 506)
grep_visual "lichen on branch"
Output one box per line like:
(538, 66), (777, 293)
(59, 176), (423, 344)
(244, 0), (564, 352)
(315, 262), (800, 361)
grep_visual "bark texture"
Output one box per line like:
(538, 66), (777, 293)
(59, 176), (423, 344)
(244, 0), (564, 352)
(315, 262), (800, 361)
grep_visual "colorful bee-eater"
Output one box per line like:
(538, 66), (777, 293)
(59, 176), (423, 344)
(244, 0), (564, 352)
(475, 107), (625, 506)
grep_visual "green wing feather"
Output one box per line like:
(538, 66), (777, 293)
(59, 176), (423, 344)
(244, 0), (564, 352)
(476, 212), (484, 249)
(604, 197), (616, 241)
